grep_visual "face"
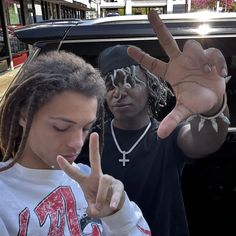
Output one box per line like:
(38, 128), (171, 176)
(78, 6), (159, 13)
(18, 91), (98, 169)
(106, 66), (149, 121)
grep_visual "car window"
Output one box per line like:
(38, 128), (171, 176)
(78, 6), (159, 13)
(13, 13), (236, 129)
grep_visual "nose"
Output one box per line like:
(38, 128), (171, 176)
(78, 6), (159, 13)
(66, 129), (84, 151)
(113, 86), (127, 100)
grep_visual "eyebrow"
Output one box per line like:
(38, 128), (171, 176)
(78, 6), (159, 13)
(49, 117), (97, 126)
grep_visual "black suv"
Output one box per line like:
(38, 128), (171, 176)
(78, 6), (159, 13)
(13, 12), (236, 236)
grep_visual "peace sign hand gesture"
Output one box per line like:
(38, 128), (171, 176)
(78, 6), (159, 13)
(128, 10), (228, 139)
(57, 132), (125, 218)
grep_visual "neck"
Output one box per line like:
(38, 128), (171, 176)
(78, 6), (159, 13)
(111, 119), (152, 167)
(112, 116), (151, 130)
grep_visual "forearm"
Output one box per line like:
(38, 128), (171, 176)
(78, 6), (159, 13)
(101, 192), (151, 236)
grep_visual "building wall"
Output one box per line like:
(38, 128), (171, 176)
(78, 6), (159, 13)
(0, 0), (187, 72)
(99, 0), (186, 16)
(0, 0), (91, 72)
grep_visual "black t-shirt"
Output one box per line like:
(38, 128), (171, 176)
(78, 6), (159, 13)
(77, 119), (190, 236)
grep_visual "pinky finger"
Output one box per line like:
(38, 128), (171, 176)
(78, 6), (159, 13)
(205, 48), (228, 77)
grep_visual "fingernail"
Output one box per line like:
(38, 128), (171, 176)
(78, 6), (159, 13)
(204, 64), (211, 73)
(221, 68), (227, 77)
(225, 75), (232, 83)
(110, 201), (117, 209)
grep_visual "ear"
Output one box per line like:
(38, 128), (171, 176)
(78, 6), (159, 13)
(18, 110), (27, 128)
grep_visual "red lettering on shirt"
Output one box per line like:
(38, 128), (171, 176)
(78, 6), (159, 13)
(35, 186), (82, 235)
(18, 208), (30, 236)
(91, 224), (102, 236)
(137, 224), (152, 235)
(17, 186), (103, 235)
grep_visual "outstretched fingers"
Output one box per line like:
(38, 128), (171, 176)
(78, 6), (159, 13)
(127, 46), (167, 78)
(204, 47), (228, 77)
(127, 10), (181, 78)
(148, 10), (181, 59)
(183, 40), (228, 77)
(183, 40), (212, 73)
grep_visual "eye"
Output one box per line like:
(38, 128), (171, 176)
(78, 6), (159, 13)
(53, 126), (69, 132)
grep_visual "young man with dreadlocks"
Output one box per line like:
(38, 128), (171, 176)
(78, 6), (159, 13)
(77, 11), (230, 236)
(0, 50), (151, 235)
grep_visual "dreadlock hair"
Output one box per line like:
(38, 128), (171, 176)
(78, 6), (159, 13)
(0, 50), (106, 171)
(103, 65), (175, 122)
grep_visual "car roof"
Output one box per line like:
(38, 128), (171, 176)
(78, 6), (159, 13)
(11, 11), (236, 129)
(83, 11), (236, 24)
(14, 11), (236, 45)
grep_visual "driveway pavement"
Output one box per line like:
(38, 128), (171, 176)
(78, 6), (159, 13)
(0, 66), (20, 98)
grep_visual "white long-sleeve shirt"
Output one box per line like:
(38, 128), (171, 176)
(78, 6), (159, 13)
(0, 161), (151, 236)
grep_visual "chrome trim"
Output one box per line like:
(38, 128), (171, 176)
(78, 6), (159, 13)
(60, 34), (236, 44)
(228, 127), (236, 132)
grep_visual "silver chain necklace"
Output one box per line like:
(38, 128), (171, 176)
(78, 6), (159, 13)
(111, 119), (152, 167)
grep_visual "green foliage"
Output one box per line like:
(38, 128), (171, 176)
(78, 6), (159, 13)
(118, 8), (125, 15)
(191, 0), (235, 11)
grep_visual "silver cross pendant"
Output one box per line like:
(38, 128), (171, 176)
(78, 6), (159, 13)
(118, 151), (130, 167)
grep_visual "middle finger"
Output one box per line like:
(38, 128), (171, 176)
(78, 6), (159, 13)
(89, 132), (103, 176)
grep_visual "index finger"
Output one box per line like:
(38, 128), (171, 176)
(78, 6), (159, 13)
(89, 132), (103, 176)
(57, 155), (86, 182)
(148, 10), (181, 59)
(127, 46), (167, 78)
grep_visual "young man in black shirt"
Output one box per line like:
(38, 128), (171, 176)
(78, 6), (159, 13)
(78, 11), (230, 236)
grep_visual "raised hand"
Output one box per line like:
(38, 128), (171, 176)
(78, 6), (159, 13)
(57, 132), (125, 218)
(128, 10), (227, 139)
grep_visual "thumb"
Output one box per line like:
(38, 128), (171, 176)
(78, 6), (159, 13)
(157, 105), (190, 138)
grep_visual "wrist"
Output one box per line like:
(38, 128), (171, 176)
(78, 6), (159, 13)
(186, 93), (230, 132)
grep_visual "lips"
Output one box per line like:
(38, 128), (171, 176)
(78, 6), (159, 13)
(61, 154), (78, 163)
(112, 103), (131, 108)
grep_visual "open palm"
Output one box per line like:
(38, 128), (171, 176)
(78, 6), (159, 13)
(128, 10), (227, 138)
